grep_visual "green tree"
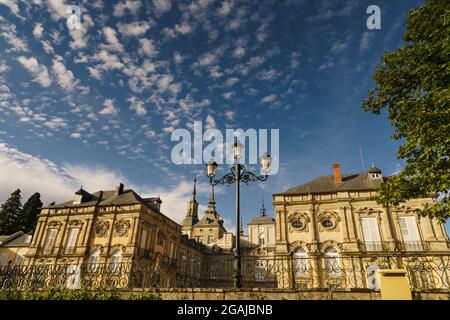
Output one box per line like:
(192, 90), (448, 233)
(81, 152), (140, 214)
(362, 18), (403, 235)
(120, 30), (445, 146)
(0, 189), (22, 235)
(363, 0), (450, 221)
(19, 192), (42, 233)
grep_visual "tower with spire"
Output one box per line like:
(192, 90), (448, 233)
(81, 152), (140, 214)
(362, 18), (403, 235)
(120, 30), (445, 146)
(184, 181), (227, 245)
(247, 198), (276, 248)
(180, 178), (199, 237)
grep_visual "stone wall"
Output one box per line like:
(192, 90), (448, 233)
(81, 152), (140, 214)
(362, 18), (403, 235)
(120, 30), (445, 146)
(121, 288), (450, 300)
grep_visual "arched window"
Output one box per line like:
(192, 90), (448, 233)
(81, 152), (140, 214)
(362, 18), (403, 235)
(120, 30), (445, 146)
(324, 247), (341, 277)
(109, 248), (123, 273)
(88, 249), (101, 272)
(258, 234), (265, 245)
(293, 247), (309, 277)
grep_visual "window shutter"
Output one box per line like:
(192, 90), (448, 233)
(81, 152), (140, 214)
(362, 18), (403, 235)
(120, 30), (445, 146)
(361, 218), (371, 241)
(67, 228), (79, 247)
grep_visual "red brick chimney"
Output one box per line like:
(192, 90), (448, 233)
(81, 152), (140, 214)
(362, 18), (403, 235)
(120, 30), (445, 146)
(333, 163), (342, 184)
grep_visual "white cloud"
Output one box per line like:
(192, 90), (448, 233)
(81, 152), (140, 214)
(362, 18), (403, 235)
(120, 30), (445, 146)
(198, 52), (217, 66)
(225, 77), (239, 86)
(128, 96), (147, 116)
(47, 0), (69, 20)
(138, 38), (157, 57)
(117, 21), (151, 37)
(33, 23), (44, 38)
(0, 60), (10, 73)
(153, 0), (172, 15)
(113, 0), (142, 17)
(44, 117), (67, 130)
(217, 1), (233, 16)
(205, 114), (216, 129)
(52, 58), (78, 91)
(70, 132), (81, 139)
(0, 0), (21, 17)
(260, 94), (277, 104)
(99, 99), (119, 116)
(233, 47), (245, 59)
(0, 23), (29, 52)
(360, 32), (375, 52)
(0, 143), (201, 223)
(174, 51), (183, 64)
(257, 68), (278, 81)
(103, 27), (124, 52)
(17, 56), (52, 87)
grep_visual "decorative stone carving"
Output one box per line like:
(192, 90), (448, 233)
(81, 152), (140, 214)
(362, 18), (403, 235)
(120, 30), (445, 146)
(113, 220), (131, 236)
(317, 211), (340, 232)
(287, 211), (310, 233)
(94, 221), (109, 237)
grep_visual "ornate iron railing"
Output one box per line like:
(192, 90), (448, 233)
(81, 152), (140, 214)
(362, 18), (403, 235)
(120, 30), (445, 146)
(0, 254), (449, 291)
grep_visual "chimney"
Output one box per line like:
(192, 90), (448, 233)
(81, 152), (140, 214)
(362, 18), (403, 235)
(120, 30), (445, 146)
(333, 163), (342, 184)
(116, 183), (124, 195)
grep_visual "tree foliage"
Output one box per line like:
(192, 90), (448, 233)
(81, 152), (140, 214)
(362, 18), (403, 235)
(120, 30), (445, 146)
(19, 193), (42, 233)
(363, 0), (450, 221)
(0, 189), (22, 235)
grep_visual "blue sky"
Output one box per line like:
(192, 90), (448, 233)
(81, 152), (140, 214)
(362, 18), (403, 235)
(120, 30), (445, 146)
(0, 0), (448, 234)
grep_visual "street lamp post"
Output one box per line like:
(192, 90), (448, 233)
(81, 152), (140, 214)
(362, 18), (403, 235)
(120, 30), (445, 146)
(206, 140), (272, 288)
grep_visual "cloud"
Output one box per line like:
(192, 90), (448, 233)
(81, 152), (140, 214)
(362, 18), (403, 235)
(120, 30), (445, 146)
(128, 96), (147, 116)
(153, 0), (172, 15)
(0, 0), (21, 17)
(0, 23), (29, 52)
(205, 114), (216, 129)
(0, 142), (197, 223)
(217, 0), (233, 16)
(17, 56), (52, 87)
(117, 21), (151, 37)
(260, 94), (277, 104)
(99, 99), (119, 115)
(113, 0), (142, 17)
(102, 27), (124, 52)
(360, 32), (375, 52)
(33, 23), (44, 38)
(138, 38), (157, 57)
(52, 58), (78, 91)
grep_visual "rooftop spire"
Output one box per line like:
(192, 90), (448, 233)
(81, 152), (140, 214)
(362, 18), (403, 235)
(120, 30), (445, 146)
(208, 184), (216, 210)
(192, 176), (197, 200)
(260, 197), (266, 216)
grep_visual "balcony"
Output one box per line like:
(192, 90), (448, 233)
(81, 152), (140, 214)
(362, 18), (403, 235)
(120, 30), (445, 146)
(397, 241), (429, 252)
(361, 241), (385, 252)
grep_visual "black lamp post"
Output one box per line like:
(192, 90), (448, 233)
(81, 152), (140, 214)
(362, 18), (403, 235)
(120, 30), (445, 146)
(206, 140), (272, 288)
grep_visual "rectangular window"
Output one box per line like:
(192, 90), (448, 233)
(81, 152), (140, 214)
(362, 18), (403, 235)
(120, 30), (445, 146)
(140, 229), (148, 249)
(399, 216), (422, 251)
(43, 228), (57, 255)
(65, 228), (79, 254)
(208, 236), (214, 244)
(361, 217), (381, 251)
(195, 236), (203, 244)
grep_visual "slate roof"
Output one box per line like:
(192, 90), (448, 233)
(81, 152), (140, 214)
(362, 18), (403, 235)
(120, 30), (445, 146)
(47, 188), (161, 212)
(275, 171), (386, 196)
(0, 231), (32, 247)
(248, 215), (275, 225)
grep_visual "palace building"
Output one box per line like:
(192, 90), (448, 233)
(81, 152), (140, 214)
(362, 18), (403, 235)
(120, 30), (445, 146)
(272, 163), (450, 289)
(0, 163), (449, 292)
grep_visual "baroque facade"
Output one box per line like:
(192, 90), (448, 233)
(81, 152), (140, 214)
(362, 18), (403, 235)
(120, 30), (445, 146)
(272, 163), (450, 289)
(0, 163), (449, 291)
